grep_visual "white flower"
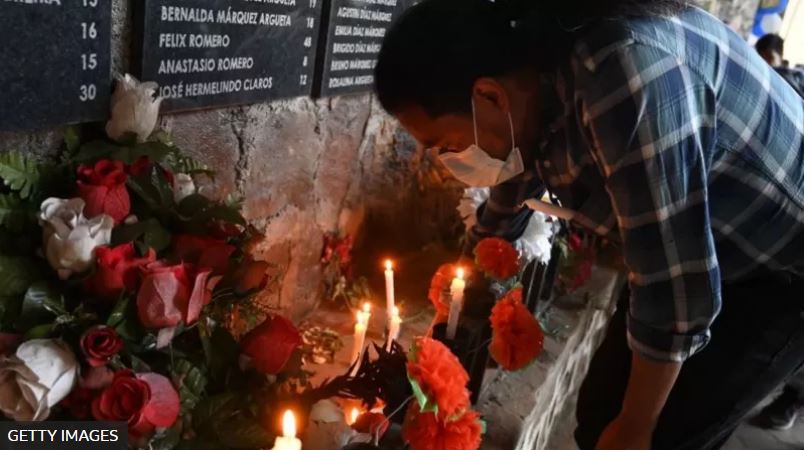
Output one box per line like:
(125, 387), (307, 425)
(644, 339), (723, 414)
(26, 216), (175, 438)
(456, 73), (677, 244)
(0, 339), (78, 421)
(105, 74), (163, 143)
(173, 173), (196, 203)
(39, 198), (113, 280)
(516, 211), (555, 265)
(303, 400), (354, 450)
(457, 187), (490, 231)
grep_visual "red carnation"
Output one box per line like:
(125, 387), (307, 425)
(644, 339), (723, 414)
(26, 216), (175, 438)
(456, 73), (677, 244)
(240, 315), (302, 374)
(173, 234), (236, 275)
(428, 264), (455, 323)
(352, 412), (390, 440)
(474, 237), (519, 280)
(489, 288), (544, 371)
(92, 370), (179, 439)
(136, 261), (220, 329)
(402, 404), (483, 450)
(80, 325), (124, 367)
(85, 243), (156, 302)
(406, 337), (470, 419)
(77, 160), (130, 224)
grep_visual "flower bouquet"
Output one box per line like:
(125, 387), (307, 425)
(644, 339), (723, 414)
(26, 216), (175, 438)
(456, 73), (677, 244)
(0, 75), (306, 449)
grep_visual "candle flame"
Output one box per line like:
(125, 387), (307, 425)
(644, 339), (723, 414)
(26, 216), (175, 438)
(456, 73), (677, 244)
(456, 267), (465, 280)
(350, 407), (360, 425)
(384, 259), (393, 271)
(282, 410), (296, 438)
(362, 302), (371, 314)
(392, 306), (400, 317)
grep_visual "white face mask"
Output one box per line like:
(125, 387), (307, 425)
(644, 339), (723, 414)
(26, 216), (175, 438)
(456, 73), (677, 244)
(438, 100), (524, 187)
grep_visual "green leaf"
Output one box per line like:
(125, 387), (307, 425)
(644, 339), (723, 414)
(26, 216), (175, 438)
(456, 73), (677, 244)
(409, 377), (438, 415)
(112, 218), (172, 253)
(164, 152), (215, 179)
(126, 166), (175, 215)
(24, 323), (53, 339)
(64, 128), (80, 153)
(106, 295), (131, 328)
(129, 354), (151, 372)
(149, 425), (182, 450)
(215, 415), (274, 449)
(18, 282), (66, 329)
(206, 327), (239, 386)
(0, 194), (32, 232)
(0, 295), (22, 329)
(0, 256), (41, 297)
(192, 393), (240, 431)
(0, 152), (40, 199)
(172, 359), (207, 415)
(177, 194), (212, 220)
(71, 140), (126, 163)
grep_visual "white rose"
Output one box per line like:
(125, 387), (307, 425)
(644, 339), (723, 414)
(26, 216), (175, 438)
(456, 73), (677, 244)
(0, 339), (78, 421)
(516, 211), (555, 265)
(39, 198), (113, 280)
(105, 74), (163, 143)
(303, 400), (354, 450)
(173, 173), (196, 203)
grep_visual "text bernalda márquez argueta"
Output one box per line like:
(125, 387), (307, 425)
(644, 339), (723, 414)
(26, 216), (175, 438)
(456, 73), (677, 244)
(7, 429), (120, 443)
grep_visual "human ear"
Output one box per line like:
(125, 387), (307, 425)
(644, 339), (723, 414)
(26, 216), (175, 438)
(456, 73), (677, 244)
(472, 77), (511, 114)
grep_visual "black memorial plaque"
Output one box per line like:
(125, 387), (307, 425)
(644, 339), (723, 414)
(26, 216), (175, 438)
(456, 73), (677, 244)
(315, 0), (414, 97)
(138, 0), (324, 113)
(0, 0), (112, 132)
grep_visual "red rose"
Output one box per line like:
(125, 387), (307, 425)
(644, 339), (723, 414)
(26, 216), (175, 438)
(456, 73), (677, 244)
(428, 264), (455, 323)
(136, 261), (220, 329)
(406, 337), (470, 419)
(85, 243), (156, 302)
(128, 156), (175, 185)
(81, 325), (124, 367)
(568, 233), (583, 252)
(474, 237), (520, 280)
(402, 404), (483, 450)
(352, 412), (390, 439)
(61, 387), (94, 419)
(92, 370), (179, 439)
(489, 288), (544, 371)
(240, 315), (302, 374)
(173, 234), (236, 275)
(77, 160), (130, 224)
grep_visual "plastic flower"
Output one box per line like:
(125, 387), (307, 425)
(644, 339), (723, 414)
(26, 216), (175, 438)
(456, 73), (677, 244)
(0, 339), (78, 421)
(406, 337), (470, 418)
(92, 370), (179, 440)
(239, 315), (302, 374)
(76, 160), (130, 224)
(172, 234), (236, 275)
(105, 74), (163, 143)
(402, 404), (483, 450)
(474, 237), (519, 280)
(489, 288), (544, 371)
(427, 264), (455, 323)
(84, 243), (156, 302)
(39, 198), (113, 280)
(80, 326), (124, 368)
(136, 261), (220, 331)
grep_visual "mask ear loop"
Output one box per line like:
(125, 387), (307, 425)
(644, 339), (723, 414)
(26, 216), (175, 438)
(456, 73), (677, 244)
(507, 111), (516, 150)
(471, 98), (480, 145)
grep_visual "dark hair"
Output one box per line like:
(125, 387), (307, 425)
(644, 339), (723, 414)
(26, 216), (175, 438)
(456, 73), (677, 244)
(375, 0), (688, 117)
(755, 33), (784, 55)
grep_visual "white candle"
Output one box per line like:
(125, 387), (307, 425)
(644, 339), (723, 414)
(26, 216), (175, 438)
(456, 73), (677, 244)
(384, 259), (395, 322)
(385, 306), (401, 351)
(350, 303), (371, 376)
(446, 267), (466, 340)
(272, 410), (302, 450)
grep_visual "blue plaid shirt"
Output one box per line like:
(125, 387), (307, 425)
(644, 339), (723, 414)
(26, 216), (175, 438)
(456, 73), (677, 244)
(470, 7), (804, 362)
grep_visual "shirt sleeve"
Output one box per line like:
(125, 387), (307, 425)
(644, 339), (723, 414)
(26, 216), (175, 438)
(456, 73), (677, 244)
(578, 43), (722, 362)
(463, 173), (545, 255)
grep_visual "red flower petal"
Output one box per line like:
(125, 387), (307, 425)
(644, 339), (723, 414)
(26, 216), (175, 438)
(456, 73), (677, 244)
(138, 373), (180, 428)
(406, 337), (470, 419)
(240, 315), (302, 374)
(136, 263), (189, 328)
(489, 288), (544, 371)
(474, 237), (520, 280)
(185, 268), (219, 325)
(402, 404), (482, 450)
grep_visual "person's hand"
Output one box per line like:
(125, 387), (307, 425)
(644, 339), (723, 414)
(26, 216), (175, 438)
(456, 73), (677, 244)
(595, 415), (654, 450)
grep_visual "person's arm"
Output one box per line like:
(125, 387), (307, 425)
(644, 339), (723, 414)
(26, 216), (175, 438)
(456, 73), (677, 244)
(462, 173), (545, 256)
(577, 43), (722, 448)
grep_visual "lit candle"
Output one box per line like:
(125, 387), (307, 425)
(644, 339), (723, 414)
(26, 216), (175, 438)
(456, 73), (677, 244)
(384, 259), (395, 322)
(350, 303), (371, 376)
(446, 267), (466, 340)
(385, 306), (401, 351)
(349, 407), (360, 426)
(272, 410), (302, 450)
